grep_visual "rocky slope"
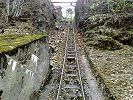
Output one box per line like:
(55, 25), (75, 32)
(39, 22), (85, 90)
(75, 0), (133, 99)
(0, 0), (59, 34)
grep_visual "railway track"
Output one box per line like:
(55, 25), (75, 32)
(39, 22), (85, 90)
(56, 23), (86, 100)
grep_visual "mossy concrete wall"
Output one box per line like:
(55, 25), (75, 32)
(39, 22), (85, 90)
(0, 37), (49, 100)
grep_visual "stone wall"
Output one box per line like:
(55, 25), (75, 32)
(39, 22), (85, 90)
(0, 37), (49, 100)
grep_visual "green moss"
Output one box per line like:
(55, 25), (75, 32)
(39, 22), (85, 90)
(0, 34), (47, 53)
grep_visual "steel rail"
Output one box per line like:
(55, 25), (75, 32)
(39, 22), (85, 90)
(56, 20), (86, 100)
(56, 23), (70, 100)
(73, 27), (86, 100)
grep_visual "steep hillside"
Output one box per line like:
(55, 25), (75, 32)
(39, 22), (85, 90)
(75, 0), (133, 99)
(0, 0), (58, 34)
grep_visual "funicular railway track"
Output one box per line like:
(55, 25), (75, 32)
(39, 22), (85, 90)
(56, 23), (86, 100)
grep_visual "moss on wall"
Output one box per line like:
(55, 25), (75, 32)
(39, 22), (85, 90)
(0, 34), (47, 53)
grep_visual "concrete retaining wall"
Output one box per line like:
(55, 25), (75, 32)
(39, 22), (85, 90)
(0, 37), (49, 100)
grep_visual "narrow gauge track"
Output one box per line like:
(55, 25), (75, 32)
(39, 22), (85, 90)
(56, 23), (86, 100)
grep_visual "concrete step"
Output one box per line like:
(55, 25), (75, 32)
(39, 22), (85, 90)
(65, 74), (78, 77)
(67, 53), (76, 57)
(67, 51), (75, 54)
(63, 84), (80, 89)
(67, 56), (75, 61)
